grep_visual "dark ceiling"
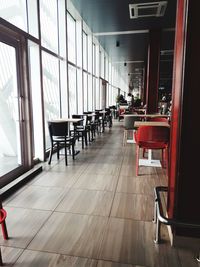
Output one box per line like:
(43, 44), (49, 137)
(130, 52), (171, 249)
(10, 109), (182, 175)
(71, 0), (177, 91)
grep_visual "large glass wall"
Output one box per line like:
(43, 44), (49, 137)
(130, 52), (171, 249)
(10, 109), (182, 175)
(0, 0), (129, 176)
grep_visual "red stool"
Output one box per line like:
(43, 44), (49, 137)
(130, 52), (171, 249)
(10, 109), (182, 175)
(0, 209), (8, 240)
(0, 208), (8, 265)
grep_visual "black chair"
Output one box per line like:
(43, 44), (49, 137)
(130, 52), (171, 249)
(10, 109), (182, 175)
(70, 115), (89, 149)
(48, 121), (75, 166)
(105, 108), (112, 128)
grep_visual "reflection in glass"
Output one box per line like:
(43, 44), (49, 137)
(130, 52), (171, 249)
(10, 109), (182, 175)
(0, 42), (21, 176)
(96, 78), (100, 109)
(77, 69), (83, 114)
(67, 13), (76, 64)
(0, 0), (27, 31)
(40, 0), (58, 52)
(83, 72), (88, 111)
(42, 52), (60, 149)
(28, 41), (43, 160)
(68, 64), (77, 116)
(88, 75), (92, 111)
(83, 31), (87, 70)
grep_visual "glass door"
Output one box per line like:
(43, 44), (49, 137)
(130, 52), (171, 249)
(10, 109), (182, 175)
(0, 41), (22, 176)
(0, 36), (31, 183)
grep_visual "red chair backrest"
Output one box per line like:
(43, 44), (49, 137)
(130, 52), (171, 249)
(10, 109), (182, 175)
(136, 126), (169, 145)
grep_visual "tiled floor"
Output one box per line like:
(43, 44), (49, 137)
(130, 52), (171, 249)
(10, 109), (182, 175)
(0, 121), (199, 267)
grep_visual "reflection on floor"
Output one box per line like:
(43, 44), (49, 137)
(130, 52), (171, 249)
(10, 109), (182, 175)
(1, 121), (199, 267)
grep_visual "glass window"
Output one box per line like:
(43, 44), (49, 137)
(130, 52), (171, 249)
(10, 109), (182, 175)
(27, 0), (39, 37)
(88, 75), (92, 111)
(96, 78), (100, 109)
(95, 45), (99, 77)
(88, 35), (92, 73)
(40, 0), (58, 53)
(42, 52), (60, 149)
(83, 72), (88, 111)
(60, 60), (68, 117)
(58, 0), (67, 58)
(0, 0), (27, 31)
(68, 64), (77, 116)
(101, 51), (104, 78)
(93, 77), (96, 110)
(28, 41), (43, 160)
(77, 69), (83, 114)
(105, 57), (109, 81)
(83, 31), (87, 70)
(92, 43), (96, 75)
(67, 13), (76, 64)
(76, 20), (82, 67)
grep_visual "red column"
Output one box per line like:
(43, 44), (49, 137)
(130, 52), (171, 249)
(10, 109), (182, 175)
(146, 29), (161, 114)
(168, 0), (200, 239)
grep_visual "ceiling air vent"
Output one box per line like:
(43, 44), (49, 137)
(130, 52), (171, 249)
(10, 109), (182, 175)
(129, 1), (168, 19)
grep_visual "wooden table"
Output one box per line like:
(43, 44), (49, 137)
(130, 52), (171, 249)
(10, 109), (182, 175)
(50, 118), (83, 123)
(134, 121), (170, 167)
(134, 121), (170, 128)
(124, 114), (169, 119)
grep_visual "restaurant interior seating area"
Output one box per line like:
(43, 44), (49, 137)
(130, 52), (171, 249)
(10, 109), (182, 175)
(0, 0), (200, 266)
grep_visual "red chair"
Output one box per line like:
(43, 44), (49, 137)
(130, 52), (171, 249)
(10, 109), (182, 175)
(135, 126), (170, 176)
(142, 117), (169, 157)
(0, 208), (8, 265)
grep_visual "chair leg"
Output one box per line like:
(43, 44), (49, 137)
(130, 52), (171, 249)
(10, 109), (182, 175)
(64, 143), (68, 166)
(81, 134), (84, 149)
(57, 142), (60, 159)
(0, 249), (2, 266)
(48, 147), (53, 165)
(136, 145), (140, 176)
(1, 221), (8, 240)
(72, 141), (75, 160)
(85, 132), (88, 146)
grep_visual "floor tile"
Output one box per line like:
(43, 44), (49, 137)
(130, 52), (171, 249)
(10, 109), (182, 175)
(73, 173), (118, 191)
(99, 218), (181, 267)
(56, 189), (114, 216)
(97, 260), (143, 266)
(117, 176), (160, 195)
(84, 163), (121, 176)
(28, 212), (107, 258)
(6, 185), (67, 211)
(1, 246), (23, 266)
(13, 250), (98, 267)
(0, 207), (51, 248)
(32, 171), (80, 188)
(111, 193), (153, 221)
(177, 249), (200, 267)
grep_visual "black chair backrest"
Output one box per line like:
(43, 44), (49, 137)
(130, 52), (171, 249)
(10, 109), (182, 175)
(48, 121), (68, 139)
(105, 108), (111, 115)
(72, 114), (84, 126)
